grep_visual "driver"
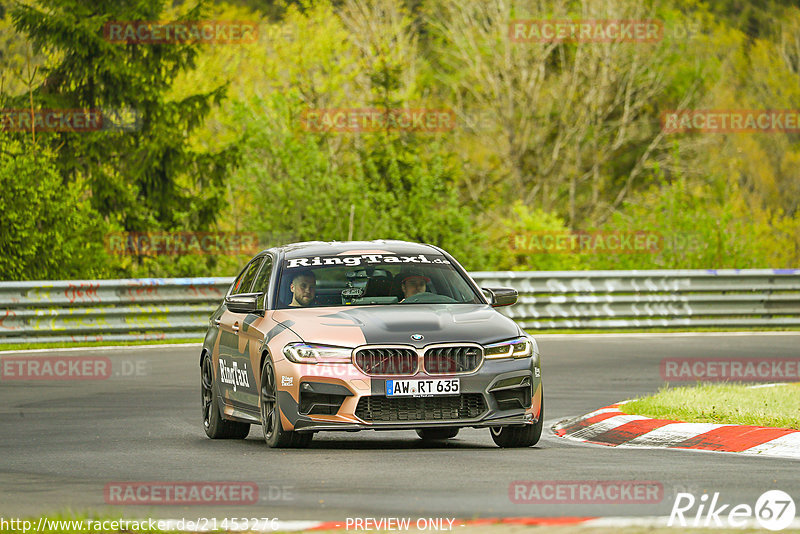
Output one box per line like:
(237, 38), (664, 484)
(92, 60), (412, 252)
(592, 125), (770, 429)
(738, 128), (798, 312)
(289, 269), (316, 307)
(398, 270), (431, 302)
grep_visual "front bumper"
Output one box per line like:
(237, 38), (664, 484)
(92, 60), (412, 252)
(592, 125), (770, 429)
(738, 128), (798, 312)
(275, 357), (542, 433)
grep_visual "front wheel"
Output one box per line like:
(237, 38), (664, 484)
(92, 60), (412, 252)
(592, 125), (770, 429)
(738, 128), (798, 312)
(489, 395), (544, 448)
(201, 353), (250, 439)
(260, 357), (312, 448)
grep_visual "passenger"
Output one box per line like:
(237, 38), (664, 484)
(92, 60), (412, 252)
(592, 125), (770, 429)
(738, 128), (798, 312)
(289, 269), (316, 307)
(397, 270), (431, 302)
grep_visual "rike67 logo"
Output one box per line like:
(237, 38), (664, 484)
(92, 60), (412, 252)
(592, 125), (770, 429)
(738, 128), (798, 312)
(669, 490), (796, 531)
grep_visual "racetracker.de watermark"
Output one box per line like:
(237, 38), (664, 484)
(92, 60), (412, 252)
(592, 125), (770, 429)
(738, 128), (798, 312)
(104, 482), (258, 505)
(0, 517), (281, 533)
(103, 21), (258, 44)
(509, 20), (663, 43)
(662, 110), (800, 133)
(0, 356), (148, 381)
(661, 358), (800, 382)
(105, 232), (259, 256)
(509, 480), (663, 504)
(0, 108), (143, 132)
(294, 364), (366, 382)
(300, 108), (456, 133)
(1, 109), (101, 132)
(509, 231), (661, 254)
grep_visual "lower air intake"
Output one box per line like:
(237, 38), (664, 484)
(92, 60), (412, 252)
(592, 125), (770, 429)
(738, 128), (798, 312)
(355, 394), (486, 422)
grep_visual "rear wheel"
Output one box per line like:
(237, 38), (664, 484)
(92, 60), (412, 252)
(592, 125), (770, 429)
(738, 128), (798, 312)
(260, 357), (312, 448)
(490, 395), (544, 448)
(201, 354), (250, 439)
(416, 427), (459, 441)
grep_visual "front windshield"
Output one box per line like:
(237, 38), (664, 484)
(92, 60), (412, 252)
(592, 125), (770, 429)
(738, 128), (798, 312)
(276, 252), (482, 309)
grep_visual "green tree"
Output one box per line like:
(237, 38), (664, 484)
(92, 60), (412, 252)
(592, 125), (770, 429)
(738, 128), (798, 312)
(587, 164), (776, 269)
(353, 132), (489, 269)
(230, 92), (364, 247)
(5, 0), (237, 276)
(0, 135), (111, 280)
(489, 202), (581, 271)
(225, 0), (492, 269)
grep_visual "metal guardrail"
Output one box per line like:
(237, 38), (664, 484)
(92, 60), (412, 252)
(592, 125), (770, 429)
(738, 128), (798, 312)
(1, 269), (799, 344)
(475, 269), (800, 329)
(0, 278), (231, 344)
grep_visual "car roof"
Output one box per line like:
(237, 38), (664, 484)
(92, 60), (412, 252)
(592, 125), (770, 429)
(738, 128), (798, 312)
(270, 240), (442, 259)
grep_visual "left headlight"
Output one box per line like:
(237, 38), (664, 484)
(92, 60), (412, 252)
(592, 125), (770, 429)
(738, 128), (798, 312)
(483, 337), (534, 359)
(282, 343), (352, 364)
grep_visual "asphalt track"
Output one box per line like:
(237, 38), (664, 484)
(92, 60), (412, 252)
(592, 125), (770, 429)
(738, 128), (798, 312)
(1, 334), (798, 522)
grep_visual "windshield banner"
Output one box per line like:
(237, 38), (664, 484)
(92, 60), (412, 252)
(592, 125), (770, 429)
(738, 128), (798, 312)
(285, 254), (450, 269)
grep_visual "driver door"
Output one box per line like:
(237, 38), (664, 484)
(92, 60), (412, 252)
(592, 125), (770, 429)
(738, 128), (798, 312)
(217, 256), (263, 407)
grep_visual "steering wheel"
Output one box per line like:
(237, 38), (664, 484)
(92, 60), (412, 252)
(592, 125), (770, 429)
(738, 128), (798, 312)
(400, 292), (457, 304)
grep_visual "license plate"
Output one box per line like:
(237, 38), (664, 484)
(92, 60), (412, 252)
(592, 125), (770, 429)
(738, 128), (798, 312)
(385, 378), (460, 397)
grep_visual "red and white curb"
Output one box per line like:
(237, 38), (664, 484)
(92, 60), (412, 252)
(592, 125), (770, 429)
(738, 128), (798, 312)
(553, 403), (800, 460)
(156, 516), (800, 531)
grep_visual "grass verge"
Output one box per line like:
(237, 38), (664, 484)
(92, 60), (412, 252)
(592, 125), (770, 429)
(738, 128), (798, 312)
(621, 383), (800, 429)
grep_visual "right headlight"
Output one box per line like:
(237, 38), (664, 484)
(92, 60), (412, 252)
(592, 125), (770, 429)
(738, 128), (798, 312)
(483, 337), (534, 359)
(282, 343), (352, 364)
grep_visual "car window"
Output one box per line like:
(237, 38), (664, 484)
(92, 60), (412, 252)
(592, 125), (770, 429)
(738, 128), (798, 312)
(253, 256), (273, 293)
(232, 257), (263, 295)
(229, 264), (250, 295)
(253, 256), (273, 308)
(276, 252), (482, 309)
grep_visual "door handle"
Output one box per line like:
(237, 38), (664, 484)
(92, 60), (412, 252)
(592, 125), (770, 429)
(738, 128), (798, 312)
(213, 318), (221, 326)
(232, 322), (240, 333)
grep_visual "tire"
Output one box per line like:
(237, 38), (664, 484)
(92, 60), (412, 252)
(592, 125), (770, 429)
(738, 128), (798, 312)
(201, 353), (250, 439)
(416, 427), (459, 441)
(489, 394), (544, 448)
(260, 357), (312, 448)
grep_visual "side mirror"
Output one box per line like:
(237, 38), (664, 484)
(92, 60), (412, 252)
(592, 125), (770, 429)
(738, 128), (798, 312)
(225, 293), (263, 314)
(481, 287), (518, 307)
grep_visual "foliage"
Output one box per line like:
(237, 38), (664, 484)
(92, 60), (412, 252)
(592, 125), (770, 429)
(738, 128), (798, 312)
(0, 135), (111, 280)
(224, 1), (490, 270)
(1, 0), (799, 279)
(3, 0), (238, 277)
(230, 92), (491, 269)
(583, 165), (768, 269)
(489, 202), (581, 271)
(230, 92), (361, 247)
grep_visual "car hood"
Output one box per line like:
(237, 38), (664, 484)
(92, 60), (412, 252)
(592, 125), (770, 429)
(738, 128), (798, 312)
(271, 304), (523, 348)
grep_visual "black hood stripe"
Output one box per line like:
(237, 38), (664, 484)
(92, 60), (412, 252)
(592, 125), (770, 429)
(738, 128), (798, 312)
(319, 304), (520, 347)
